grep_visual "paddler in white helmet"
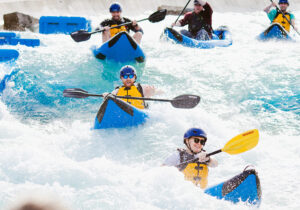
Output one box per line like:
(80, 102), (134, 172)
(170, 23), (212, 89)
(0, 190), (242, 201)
(100, 2), (143, 43)
(103, 65), (160, 109)
(264, 0), (298, 33)
(163, 128), (218, 189)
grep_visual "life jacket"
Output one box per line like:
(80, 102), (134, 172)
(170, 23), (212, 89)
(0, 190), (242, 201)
(110, 24), (127, 37)
(188, 12), (212, 36)
(272, 10), (291, 32)
(177, 149), (209, 189)
(115, 83), (147, 109)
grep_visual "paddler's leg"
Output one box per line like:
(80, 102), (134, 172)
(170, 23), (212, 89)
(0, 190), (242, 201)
(195, 29), (210, 40)
(180, 29), (193, 38)
(133, 31), (143, 44)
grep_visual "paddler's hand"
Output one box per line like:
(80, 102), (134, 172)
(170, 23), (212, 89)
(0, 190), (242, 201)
(196, 152), (210, 163)
(271, 2), (277, 7)
(102, 92), (110, 98)
(132, 20), (138, 27)
(103, 26), (110, 31)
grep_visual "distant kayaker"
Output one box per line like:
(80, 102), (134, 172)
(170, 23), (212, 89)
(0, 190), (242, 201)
(103, 65), (159, 109)
(163, 128), (218, 189)
(171, 0), (213, 40)
(100, 2), (143, 43)
(264, 0), (298, 33)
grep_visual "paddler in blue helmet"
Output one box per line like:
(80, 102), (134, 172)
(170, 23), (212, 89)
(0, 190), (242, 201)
(103, 65), (159, 109)
(171, 0), (213, 40)
(100, 2), (143, 43)
(264, 0), (298, 32)
(163, 128), (218, 189)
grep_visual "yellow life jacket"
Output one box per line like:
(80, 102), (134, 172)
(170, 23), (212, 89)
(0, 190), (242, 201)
(273, 11), (291, 32)
(116, 83), (146, 109)
(177, 149), (209, 189)
(110, 24), (127, 37)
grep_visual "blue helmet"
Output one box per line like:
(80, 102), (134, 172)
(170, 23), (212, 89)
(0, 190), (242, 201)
(184, 128), (207, 141)
(109, 3), (122, 12)
(279, 0), (289, 5)
(120, 65), (136, 78)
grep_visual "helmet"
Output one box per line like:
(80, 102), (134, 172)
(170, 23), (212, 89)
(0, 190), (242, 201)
(183, 128), (207, 144)
(109, 2), (122, 12)
(120, 65), (136, 78)
(279, 0), (289, 5)
(194, 0), (201, 5)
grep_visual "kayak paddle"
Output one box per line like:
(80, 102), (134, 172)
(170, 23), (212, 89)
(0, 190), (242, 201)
(270, 0), (300, 36)
(71, 9), (167, 42)
(176, 129), (259, 166)
(63, 88), (200, 109)
(172, 0), (192, 28)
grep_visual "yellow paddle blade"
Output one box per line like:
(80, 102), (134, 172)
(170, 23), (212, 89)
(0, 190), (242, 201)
(222, 129), (259, 155)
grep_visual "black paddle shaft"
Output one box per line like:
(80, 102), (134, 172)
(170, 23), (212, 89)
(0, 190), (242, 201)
(93, 9), (167, 34)
(71, 9), (167, 42)
(175, 149), (222, 167)
(174, 0), (192, 26)
(63, 88), (200, 109)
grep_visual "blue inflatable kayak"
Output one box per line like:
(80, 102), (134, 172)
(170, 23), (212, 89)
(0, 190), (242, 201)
(163, 26), (232, 49)
(205, 168), (261, 206)
(94, 95), (148, 129)
(0, 49), (19, 62)
(0, 32), (40, 47)
(91, 31), (145, 63)
(257, 23), (293, 41)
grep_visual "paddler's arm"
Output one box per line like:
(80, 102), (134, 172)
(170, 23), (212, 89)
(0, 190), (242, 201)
(131, 20), (142, 31)
(172, 11), (192, 27)
(207, 157), (218, 168)
(162, 152), (180, 167)
(291, 17), (299, 33)
(141, 85), (164, 97)
(264, 2), (276, 13)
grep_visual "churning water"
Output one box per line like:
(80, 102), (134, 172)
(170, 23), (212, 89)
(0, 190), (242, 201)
(0, 10), (300, 210)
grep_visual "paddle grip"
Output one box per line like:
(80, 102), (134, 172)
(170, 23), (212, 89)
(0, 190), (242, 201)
(206, 149), (222, 157)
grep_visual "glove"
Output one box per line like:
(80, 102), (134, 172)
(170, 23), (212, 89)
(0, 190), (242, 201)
(102, 92), (111, 99)
(196, 152), (210, 163)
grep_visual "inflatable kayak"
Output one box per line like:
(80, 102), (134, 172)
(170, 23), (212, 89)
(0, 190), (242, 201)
(205, 168), (261, 206)
(257, 23), (293, 41)
(0, 49), (19, 62)
(163, 26), (232, 49)
(94, 95), (148, 129)
(91, 31), (145, 63)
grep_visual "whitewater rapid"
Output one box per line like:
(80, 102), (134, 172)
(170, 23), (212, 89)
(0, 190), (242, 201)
(1, 6), (300, 210)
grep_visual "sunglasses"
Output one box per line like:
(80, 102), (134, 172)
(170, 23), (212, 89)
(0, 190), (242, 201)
(193, 138), (206, 145)
(123, 74), (135, 79)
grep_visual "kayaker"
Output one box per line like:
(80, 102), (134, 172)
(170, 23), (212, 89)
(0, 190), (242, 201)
(100, 2), (143, 44)
(264, 0), (298, 33)
(163, 128), (218, 189)
(103, 65), (158, 109)
(171, 0), (213, 40)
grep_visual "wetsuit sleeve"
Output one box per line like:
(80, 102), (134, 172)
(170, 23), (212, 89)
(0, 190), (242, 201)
(163, 152), (180, 166)
(123, 17), (143, 33)
(290, 13), (295, 20)
(203, 3), (213, 27)
(100, 19), (111, 27)
(179, 12), (192, 26)
(267, 9), (277, 22)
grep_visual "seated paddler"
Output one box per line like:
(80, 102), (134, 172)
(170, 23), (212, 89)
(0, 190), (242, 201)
(163, 128), (218, 189)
